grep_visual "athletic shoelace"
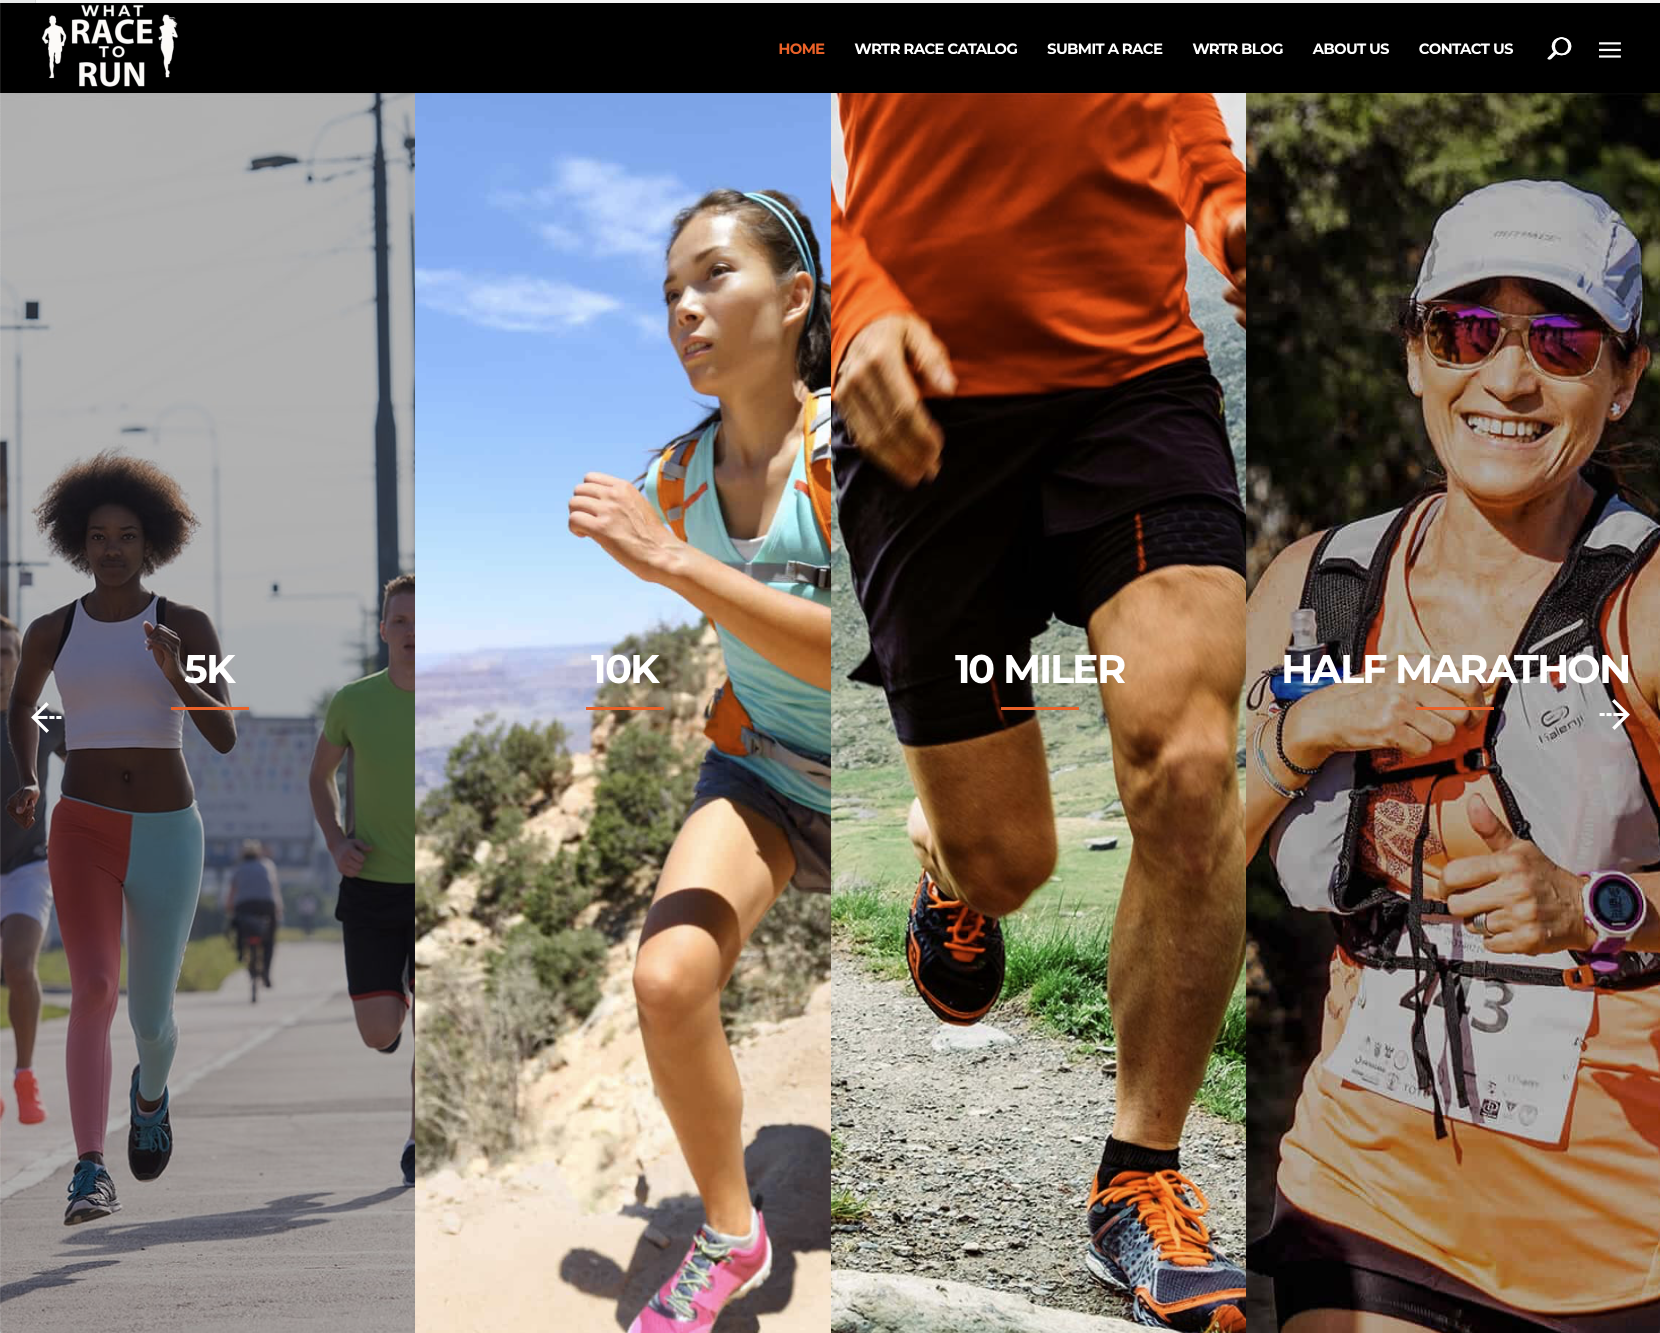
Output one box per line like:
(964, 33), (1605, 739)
(67, 1160), (105, 1203)
(923, 878), (989, 962)
(651, 1230), (732, 1321)
(1090, 1169), (1217, 1268)
(133, 1110), (171, 1155)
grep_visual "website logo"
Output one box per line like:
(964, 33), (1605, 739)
(40, 6), (178, 87)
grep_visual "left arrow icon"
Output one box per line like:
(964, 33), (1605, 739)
(31, 702), (64, 733)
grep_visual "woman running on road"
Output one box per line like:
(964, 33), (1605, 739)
(5, 451), (236, 1224)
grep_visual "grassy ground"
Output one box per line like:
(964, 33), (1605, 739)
(3, 935), (246, 1025)
(0, 999), (70, 1029)
(830, 747), (1247, 1125)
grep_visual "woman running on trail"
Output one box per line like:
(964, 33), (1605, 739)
(568, 188), (831, 1333)
(5, 452), (236, 1225)
(1247, 181), (1660, 1332)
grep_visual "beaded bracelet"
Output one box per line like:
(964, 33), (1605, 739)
(1275, 703), (1322, 778)
(1253, 714), (1306, 801)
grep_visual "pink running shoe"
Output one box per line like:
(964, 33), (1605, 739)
(628, 1211), (772, 1333)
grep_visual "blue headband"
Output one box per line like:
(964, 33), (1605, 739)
(742, 192), (818, 326)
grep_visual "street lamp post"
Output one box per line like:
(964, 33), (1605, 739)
(250, 93), (407, 671)
(1, 281), (51, 622)
(121, 404), (222, 636)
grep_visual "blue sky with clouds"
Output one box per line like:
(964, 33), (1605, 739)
(416, 93), (829, 660)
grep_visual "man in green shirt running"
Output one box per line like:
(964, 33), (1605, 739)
(308, 574), (416, 1186)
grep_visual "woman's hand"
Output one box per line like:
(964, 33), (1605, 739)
(143, 619), (186, 685)
(6, 784), (40, 830)
(1442, 794), (1595, 954)
(1277, 663), (1484, 770)
(569, 473), (680, 584)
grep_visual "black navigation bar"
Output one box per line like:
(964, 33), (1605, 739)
(0, 2), (1645, 91)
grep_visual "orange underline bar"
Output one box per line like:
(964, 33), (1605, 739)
(587, 706), (665, 711)
(1000, 706), (1081, 711)
(1415, 706), (1495, 711)
(172, 706), (251, 711)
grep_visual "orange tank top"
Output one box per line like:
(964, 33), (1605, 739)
(1277, 498), (1660, 1314)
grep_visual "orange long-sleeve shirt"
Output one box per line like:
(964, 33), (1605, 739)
(832, 93), (1245, 397)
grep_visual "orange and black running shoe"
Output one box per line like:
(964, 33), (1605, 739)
(1086, 1169), (1246, 1331)
(905, 871), (1005, 1025)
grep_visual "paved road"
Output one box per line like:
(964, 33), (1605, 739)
(1, 940), (413, 1331)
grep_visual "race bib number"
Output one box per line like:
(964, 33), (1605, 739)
(1327, 920), (1593, 1143)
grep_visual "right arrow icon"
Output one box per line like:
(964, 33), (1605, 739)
(1599, 699), (1631, 730)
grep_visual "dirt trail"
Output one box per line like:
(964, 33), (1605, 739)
(417, 977), (831, 1333)
(830, 946), (1245, 1322)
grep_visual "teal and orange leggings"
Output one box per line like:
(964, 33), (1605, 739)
(48, 796), (204, 1156)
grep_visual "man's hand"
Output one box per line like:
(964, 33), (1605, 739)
(331, 838), (374, 878)
(1223, 210), (1246, 329)
(834, 312), (957, 488)
(6, 784), (40, 830)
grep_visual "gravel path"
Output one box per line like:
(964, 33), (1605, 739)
(830, 945), (1246, 1321)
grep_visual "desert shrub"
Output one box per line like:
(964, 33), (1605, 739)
(419, 715), (570, 882)
(593, 620), (707, 708)
(581, 724), (698, 897)
(416, 972), (529, 1168)
(721, 887), (831, 1032)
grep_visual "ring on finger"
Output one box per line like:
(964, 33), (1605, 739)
(1470, 912), (1490, 937)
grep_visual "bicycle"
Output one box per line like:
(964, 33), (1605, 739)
(245, 929), (264, 1003)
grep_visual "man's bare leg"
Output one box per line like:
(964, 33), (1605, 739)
(2, 917), (46, 1070)
(902, 721), (1057, 919)
(1090, 564), (1246, 1151)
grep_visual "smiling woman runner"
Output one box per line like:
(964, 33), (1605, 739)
(567, 188), (831, 1333)
(4, 452), (236, 1225)
(1245, 182), (1660, 1331)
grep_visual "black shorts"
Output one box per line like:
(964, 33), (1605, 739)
(1255, 1190), (1660, 1332)
(336, 876), (414, 1004)
(833, 357), (1244, 747)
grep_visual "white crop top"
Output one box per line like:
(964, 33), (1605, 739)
(52, 595), (186, 749)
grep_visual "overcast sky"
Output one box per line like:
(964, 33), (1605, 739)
(1, 93), (416, 716)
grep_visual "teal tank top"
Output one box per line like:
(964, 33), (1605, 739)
(644, 416), (832, 814)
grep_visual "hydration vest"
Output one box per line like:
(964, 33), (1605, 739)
(650, 389), (832, 790)
(1265, 484), (1660, 1134)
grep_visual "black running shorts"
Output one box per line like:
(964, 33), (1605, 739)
(834, 356), (1244, 747)
(1256, 1191), (1660, 1332)
(336, 876), (415, 1004)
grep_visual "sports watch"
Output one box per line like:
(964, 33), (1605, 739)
(1582, 871), (1648, 972)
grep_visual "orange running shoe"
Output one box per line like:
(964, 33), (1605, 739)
(905, 871), (1005, 1025)
(1086, 1168), (1246, 1330)
(14, 1070), (47, 1124)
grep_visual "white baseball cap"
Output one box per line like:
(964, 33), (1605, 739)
(1414, 180), (1644, 334)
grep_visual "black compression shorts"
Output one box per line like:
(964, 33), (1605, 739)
(1256, 1190), (1660, 1332)
(834, 356), (1244, 746)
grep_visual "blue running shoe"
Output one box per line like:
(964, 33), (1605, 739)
(64, 1159), (121, 1226)
(1086, 1169), (1245, 1330)
(128, 1065), (173, 1182)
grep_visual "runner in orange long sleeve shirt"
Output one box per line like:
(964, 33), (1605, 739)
(831, 94), (1248, 1331)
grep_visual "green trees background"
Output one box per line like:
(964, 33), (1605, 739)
(1247, 93), (1660, 579)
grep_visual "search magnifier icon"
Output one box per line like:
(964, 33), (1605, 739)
(1548, 36), (1572, 58)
